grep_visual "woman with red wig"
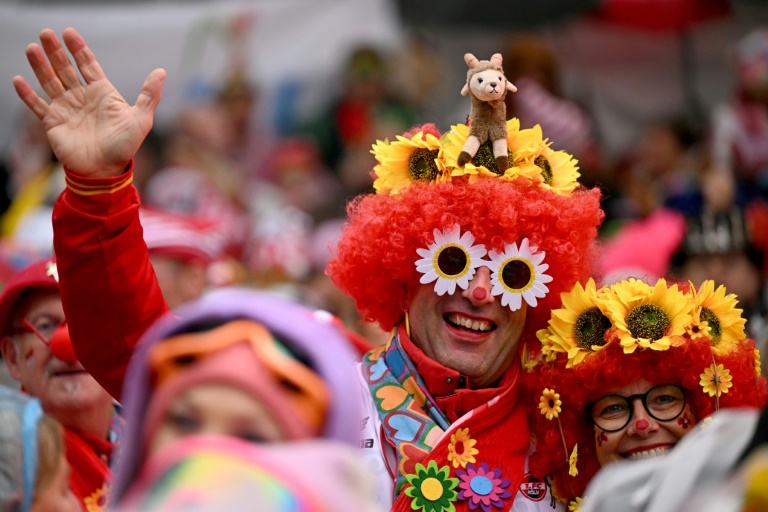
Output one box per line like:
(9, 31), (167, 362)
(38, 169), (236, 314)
(526, 277), (767, 510)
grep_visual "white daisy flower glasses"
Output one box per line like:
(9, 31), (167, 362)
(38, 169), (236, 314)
(486, 238), (553, 310)
(415, 225), (487, 296)
(414, 225), (552, 311)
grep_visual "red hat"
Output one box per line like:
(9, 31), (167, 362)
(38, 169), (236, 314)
(139, 208), (224, 265)
(0, 258), (60, 338)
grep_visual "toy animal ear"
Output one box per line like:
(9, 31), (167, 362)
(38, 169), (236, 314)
(490, 53), (503, 67)
(464, 53), (479, 69)
(461, 83), (470, 96)
(506, 81), (518, 93)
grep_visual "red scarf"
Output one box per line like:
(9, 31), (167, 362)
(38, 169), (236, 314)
(64, 427), (112, 511)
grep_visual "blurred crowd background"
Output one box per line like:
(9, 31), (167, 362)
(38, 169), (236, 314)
(1, 0), (768, 383)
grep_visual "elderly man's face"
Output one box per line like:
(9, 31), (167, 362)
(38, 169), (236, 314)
(407, 267), (528, 388)
(1, 290), (111, 427)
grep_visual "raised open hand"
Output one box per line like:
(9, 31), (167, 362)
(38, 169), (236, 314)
(12, 28), (166, 178)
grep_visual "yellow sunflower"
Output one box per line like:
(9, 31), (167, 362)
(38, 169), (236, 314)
(700, 363), (733, 397)
(516, 125), (581, 196)
(541, 278), (612, 368)
(604, 278), (693, 354)
(569, 497), (583, 512)
(446, 427), (479, 469)
(440, 120), (537, 182)
(371, 130), (443, 195)
(755, 349), (762, 377)
(568, 444), (579, 477)
(688, 280), (747, 355)
(539, 388), (562, 420)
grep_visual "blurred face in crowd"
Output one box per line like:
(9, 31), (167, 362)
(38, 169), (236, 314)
(149, 255), (207, 310)
(407, 266), (528, 389)
(0, 290), (112, 427)
(589, 379), (695, 466)
(683, 253), (761, 306)
(31, 454), (80, 512)
(147, 383), (285, 456)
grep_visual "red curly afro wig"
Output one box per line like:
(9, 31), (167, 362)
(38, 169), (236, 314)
(327, 167), (604, 342)
(525, 296), (767, 504)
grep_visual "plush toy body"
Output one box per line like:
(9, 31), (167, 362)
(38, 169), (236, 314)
(458, 53), (517, 171)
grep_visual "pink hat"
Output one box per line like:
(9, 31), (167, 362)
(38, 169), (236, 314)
(601, 209), (686, 285)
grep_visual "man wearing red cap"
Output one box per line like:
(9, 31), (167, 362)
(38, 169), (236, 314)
(0, 259), (116, 511)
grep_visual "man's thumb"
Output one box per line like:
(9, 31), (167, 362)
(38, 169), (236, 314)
(135, 68), (166, 115)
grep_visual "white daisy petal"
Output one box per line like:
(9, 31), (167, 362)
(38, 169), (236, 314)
(435, 278), (450, 296)
(531, 281), (549, 295)
(420, 271), (439, 284)
(445, 279), (457, 295)
(416, 248), (432, 259)
(523, 290), (538, 307)
(531, 251), (546, 265)
(538, 272), (553, 284)
(508, 292), (523, 311)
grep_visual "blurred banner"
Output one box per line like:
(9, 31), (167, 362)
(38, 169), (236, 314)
(0, 0), (401, 148)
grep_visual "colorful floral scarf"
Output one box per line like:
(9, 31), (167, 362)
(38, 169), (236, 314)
(363, 325), (532, 512)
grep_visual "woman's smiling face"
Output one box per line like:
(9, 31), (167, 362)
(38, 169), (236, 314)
(591, 379), (695, 465)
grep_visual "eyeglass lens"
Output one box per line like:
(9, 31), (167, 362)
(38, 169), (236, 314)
(589, 384), (685, 432)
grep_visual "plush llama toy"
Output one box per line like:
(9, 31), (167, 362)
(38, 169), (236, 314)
(457, 53), (517, 171)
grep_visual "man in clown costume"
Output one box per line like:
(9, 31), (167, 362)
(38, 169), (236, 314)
(14, 29), (604, 510)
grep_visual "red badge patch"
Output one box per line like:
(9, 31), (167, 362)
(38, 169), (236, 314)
(518, 473), (546, 502)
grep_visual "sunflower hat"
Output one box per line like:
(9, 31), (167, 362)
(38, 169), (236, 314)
(525, 277), (767, 507)
(327, 122), (604, 345)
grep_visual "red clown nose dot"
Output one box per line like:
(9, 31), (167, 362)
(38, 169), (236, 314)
(472, 288), (487, 301)
(635, 419), (650, 431)
(49, 325), (77, 364)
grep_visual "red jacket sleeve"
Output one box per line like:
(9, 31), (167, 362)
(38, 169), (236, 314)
(52, 164), (170, 400)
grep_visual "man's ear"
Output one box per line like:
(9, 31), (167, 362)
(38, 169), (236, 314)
(0, 336), (23, 381)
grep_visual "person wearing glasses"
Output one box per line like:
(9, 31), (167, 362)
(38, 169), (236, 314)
(13, 28), (604, 511)
(105, 290), (377, 511)
(0, 258), (116, 510)
(525, 278), (766, 510)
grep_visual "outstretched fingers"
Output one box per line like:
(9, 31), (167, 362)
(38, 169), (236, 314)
(25, 42), (65, 100)
(39, 28), (82, 90)
(13, 75), (50, 120)
(62, 27), (107, 84)
(135, 68), (167, 116)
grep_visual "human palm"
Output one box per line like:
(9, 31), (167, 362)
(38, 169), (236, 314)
(13, 28), (165, 178)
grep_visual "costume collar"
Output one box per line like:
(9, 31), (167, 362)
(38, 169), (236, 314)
(397, 324), (519, 422)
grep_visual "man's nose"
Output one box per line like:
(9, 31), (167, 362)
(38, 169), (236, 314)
(626, 399), (659, 437)
(461, 266), (495, 306)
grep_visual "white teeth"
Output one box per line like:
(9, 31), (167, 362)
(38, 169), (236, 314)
(627, 447), (671, 460)
(447, 314), (492, 332)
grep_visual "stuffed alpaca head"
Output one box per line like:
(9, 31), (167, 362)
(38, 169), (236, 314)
(461, 53), (517, 100)
(457, 53), (517, 171)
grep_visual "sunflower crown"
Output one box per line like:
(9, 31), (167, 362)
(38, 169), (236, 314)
(371, 120), (581, 197)
(536, 278), (750, 368)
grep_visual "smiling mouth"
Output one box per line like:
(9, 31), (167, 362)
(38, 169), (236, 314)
(445, 313), (496, 334)
(622, 445), (673, 461)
